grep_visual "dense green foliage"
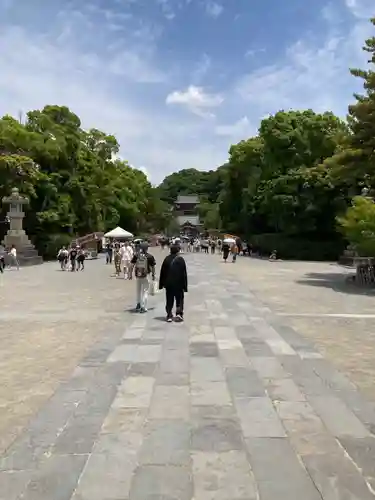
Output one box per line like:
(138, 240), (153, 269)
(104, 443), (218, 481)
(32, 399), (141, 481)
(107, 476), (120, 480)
(338, 196), (375, 257)
(157, 18), (375, 259)
(0, 106), (171, 257)
(2, 18), (375, 261)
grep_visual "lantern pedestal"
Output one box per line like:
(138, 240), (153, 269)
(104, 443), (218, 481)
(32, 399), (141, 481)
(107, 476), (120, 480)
(2, 188), (43, 266)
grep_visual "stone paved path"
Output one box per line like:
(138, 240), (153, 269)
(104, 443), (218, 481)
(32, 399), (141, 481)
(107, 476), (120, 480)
(1, 253), (375, 499)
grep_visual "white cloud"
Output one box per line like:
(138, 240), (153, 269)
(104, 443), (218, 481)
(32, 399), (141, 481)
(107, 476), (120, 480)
(245, 48), (266, 59)
(205, 1), (223, 18)
(344, 0), (374, 19)
(166, 85), (223, 117)
(215, 116), (254, 139)
(235, 17), (372, 118)
(0, 24), (226, 183)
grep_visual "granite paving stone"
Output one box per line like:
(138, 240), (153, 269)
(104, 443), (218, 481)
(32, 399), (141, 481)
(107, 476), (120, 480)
(2, 252), (375, 500)
(53, 412), (106, 455)
(127, 361), (158, 377)
(240, 339), (274, 357)
(21, 454), (88, 500)
(235, 397), (286, 438)
(101, 408), (147, 435)
(308, 395), (370, 437)
(219, 345), (250, 367)
(225, 367), (266, 398)
(139, 419), (190, 465)
(71, 450), (137, 500)
(191, 380), (232, 406)
(338, 436), (375, 491)
(149, 385), (190, 420)
(190, 358), (225, 382)
(191, 413), (243, 452)
(245, 438), (321, 500)
(265, 378), (306, 402)
(112, 376), (155, 409)
(0, 470), (32, 500)
(129, 465), (193, 500)
(302, 452), (375, 500)
(190, 342), (219, 357)
(251, 356), (289, 379)
(192, 451), (258, 500)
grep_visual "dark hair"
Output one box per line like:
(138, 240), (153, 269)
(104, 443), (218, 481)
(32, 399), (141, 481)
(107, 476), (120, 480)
(170, 244), (180, 254)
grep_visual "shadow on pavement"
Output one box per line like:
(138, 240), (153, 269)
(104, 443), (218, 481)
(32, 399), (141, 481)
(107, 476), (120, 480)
(297, 271), (375, 296)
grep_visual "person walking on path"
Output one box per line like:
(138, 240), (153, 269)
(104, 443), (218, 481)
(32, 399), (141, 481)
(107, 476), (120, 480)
(131, 242), (156, 313)
(9, 245), (19, 270)
(69, 245), (78, 272)
(77, 247), (86, 271)
(113, 243), (122, 276)
(0, 244), (6, 273)
(159, 243), (188, 322)
(120, 241), (133, 279)
(57, 246), (68, 270)
(222, 241), (230, 263)
(231, 242), (239, 263)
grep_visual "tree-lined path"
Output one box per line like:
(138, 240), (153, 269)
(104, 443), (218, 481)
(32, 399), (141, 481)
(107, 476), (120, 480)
(1, 253), (375, 499)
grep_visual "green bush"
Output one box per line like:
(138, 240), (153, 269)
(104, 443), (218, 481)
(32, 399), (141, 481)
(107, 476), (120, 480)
(36, 233), (72, 260)
(337, 196), (375, 257)
(249, 233), (345, 261)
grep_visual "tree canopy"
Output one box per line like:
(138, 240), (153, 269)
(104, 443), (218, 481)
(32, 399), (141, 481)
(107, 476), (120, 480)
(0, 105), (170, 257)
(2, 18), (375, 260)
(158, 18), (375, 259)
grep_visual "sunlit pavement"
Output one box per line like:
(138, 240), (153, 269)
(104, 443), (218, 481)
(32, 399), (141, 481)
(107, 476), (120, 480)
(1, 253), (374, 499)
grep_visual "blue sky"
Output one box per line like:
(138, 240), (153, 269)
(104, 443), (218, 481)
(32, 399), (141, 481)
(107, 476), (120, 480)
(0, 0), (373, 183)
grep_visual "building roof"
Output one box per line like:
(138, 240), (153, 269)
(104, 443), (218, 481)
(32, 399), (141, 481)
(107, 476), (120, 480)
(177, 215), (201, 226)
(176, 194), (199, 204)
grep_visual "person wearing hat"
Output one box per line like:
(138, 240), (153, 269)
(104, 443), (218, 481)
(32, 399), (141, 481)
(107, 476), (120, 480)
(159, 242), (188, 322)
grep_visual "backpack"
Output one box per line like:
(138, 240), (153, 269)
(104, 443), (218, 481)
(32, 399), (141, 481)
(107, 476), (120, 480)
(135, 252), (148, 278)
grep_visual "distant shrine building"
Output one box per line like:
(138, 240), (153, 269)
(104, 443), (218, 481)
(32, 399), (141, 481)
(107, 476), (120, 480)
(174, 194), (202, 236)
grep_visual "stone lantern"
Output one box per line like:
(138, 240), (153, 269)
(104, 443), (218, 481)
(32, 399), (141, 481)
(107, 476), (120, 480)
(2, 187), (42, 266)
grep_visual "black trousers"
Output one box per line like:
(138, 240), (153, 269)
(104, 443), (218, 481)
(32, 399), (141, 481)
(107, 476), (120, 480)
(165, 288), (184, 317)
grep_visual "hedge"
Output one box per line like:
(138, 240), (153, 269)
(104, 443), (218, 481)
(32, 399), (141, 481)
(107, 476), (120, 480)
(249, 233), (345, 261)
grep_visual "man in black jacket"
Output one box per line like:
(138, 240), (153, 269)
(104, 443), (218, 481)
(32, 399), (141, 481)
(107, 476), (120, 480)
(159, 243), (188, 322)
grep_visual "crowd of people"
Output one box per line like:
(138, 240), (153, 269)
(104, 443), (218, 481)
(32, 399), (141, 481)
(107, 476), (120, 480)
(52, 233), (254, 322)
(57, 245), (86, 271)
(103, 238), (188, 321)
(160, 236), (247, 263)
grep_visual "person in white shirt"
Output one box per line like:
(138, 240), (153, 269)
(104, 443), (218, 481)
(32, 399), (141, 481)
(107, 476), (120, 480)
(120, 241), (133, 279)
(9, 245), (19, 270)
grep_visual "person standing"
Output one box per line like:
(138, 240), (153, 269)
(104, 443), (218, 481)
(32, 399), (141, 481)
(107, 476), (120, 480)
(113, 243), (122, 276)
(121, 241), (133, 279)
(159, 243), (188, 323)
(231, 242), (239, 263)
(105, 241), (113, 264)
(77, 247), (86, 271)
(131, 243), (156, 313)
(57, 246), (68, 270)
(9, 245), (19, 270)
(69, 245), (78, 271)
(0, 244), (6, 273)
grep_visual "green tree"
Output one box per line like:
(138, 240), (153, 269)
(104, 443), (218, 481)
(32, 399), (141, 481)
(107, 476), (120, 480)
(0, 105), (169, 257)
(328, 18), (375, 191)
(338, 196), (375, 256)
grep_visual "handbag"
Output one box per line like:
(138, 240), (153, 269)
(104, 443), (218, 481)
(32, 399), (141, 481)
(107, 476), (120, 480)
(149, 279), (157, 296)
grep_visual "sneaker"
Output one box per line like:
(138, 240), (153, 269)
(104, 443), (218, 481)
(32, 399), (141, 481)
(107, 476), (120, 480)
(166, 315), (173, 323)
(175, 314), (183, 322)
(140, 307), (148, 313)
